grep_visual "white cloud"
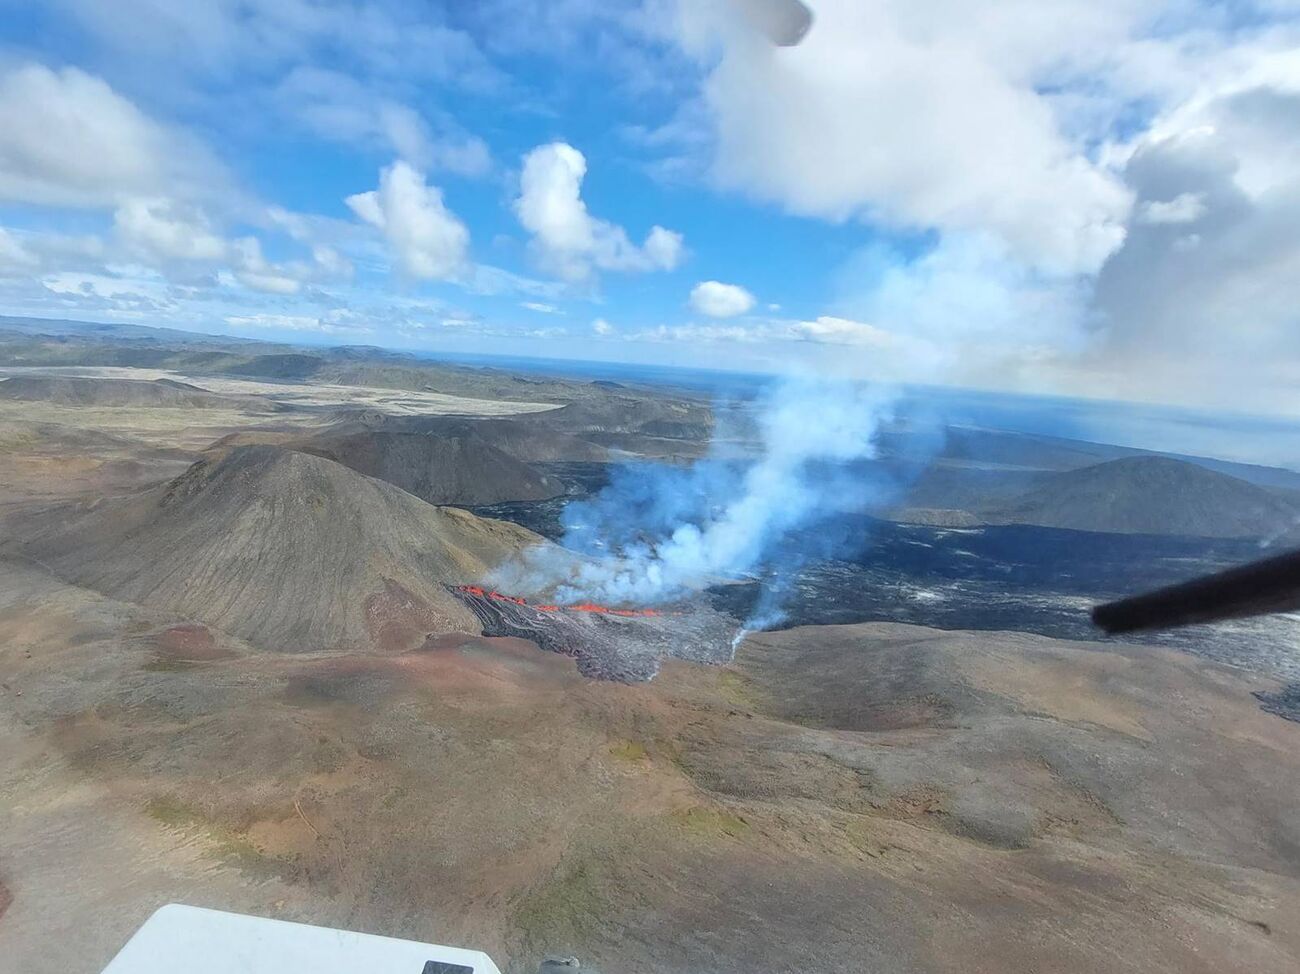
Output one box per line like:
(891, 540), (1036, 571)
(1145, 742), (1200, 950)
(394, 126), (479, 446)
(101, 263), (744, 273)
(647, 3), (1300, 408)
(0, 63), (221, 208)
(40, 270), (176, 317)
(0, 229), (38, 275)
(277, 68), (491, 177)
(225, 313), (370, 335)
(266, 207), (356, 279)
(632, 314), (901, 350)
(592, 317), (615, 335)
(673, 0), (1134, 276)
(522, 301), (562, 314)
(347, 160), (470, 281)
(514, 142), (685, 282)
(689, 280), (755, 317)
(644, 225), (686, 270)
(106, 199), (351, 295)
(309, 244), (353, 278)
(791, 316), (892, 347)
(229, 237), (301, 294)
(1138, 192), (1207, 225)
(634, 322), (757, 343)
(466, 263), (567, 299)
(114, 197), (227, 261)
(1086, 52), (1300, 412)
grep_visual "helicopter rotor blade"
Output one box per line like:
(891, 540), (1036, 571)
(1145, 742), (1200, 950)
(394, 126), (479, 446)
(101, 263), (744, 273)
(1092, 547), (1300, 634)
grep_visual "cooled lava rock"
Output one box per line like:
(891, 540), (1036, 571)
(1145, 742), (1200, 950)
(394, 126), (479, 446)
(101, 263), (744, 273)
(449, 585), (739, 682)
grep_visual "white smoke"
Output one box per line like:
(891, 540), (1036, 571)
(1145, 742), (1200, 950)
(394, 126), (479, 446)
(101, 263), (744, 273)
(493, 376), (902, 613)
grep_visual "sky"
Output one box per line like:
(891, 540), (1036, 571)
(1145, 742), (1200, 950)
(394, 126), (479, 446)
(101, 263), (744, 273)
(0, 1), (1297, 413)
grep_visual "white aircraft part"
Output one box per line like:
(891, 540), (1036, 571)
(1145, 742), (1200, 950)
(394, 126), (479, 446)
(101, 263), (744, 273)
(101, 904), (503, 974)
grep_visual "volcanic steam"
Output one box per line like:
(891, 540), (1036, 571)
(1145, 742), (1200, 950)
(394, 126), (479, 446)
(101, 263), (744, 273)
(492, 377), (901, 627)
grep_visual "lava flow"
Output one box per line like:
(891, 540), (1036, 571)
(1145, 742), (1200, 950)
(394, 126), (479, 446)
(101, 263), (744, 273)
(455, 585), (670, 617)
(448, 584), (735, 682)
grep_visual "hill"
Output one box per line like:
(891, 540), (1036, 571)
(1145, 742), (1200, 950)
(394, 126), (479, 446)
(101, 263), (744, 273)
(0, 374), (273, 410)
(0, 315), (662, 404)
(13, 445), (544, 652)
(406, 416), (609, 463)
(524, 396), (713, 440)
(295, 429), (566, 505)
(991, 455), (1300, 538)
(324, 414), (609, 464)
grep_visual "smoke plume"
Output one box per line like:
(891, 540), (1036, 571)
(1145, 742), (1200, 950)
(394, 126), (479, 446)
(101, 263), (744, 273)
(493, 376), (907, 624)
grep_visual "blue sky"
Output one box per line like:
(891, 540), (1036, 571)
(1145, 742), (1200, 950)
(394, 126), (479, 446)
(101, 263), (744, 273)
(0, 1), (1298, 411)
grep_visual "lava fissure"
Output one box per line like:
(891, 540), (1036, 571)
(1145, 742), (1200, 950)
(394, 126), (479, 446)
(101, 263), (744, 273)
(448, 584), (736, 682)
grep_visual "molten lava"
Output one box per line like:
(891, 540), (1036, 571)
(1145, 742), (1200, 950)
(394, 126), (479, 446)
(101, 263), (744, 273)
(456, 585), (667, 617)
(449, 583), (737, 682)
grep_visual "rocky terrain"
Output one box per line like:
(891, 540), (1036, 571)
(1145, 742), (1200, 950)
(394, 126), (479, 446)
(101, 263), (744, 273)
(451, 585), (737, 681)
(890, 447), (1300, 540)
(2, 566), (1297, 974)
(295, 430), (566, 506)
(0, 374), (277, 411)
(345, 415), (609, 464)
(989, 455), (1300, 538)
(0, 315), (686, 406)
(0, 316), (1298, 974)
(10, 445), (545, 653)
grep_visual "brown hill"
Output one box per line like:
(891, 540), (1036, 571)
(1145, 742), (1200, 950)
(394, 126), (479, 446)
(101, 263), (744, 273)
(14, 445), (544, 652)
(523, 396), (714, 440)
(991, 455), (1300, 538)
(0, 374), (274, 410)
(318, 413), (609, 464)
(411, 416), (608, 463)
(295, 429), (566, 506)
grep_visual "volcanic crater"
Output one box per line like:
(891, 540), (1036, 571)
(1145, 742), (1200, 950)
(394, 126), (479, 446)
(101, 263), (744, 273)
(448, 584), (739, 682)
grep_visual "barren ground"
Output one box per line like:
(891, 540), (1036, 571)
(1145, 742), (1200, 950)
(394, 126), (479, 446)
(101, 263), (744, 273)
(0, 373), (1298, 974)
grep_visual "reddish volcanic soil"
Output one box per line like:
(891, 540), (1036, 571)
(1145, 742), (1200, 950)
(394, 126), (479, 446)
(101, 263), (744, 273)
(154, 624), (235, 662)
(364, 580), (450, 654)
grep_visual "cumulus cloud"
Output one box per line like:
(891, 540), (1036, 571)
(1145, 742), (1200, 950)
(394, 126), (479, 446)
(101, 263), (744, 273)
(111, 197), (347, 295)
(1137, 192), (1208, 225)
(347, 160), (470, 281)
(673, 0), (1133, 276)
(1087, 51), (1300, 411)
(41, 269), (175, 315)
(643, 225), (686, 270)
(651, 2), (1300, 410)
(0, 63), (222, 208)
(266, 207), (356, 279)
(227, 237), (302, 294)
(689, 280), (755, 317)
(0, 63), (350, 304)
(790, 315), (892, 347)
(633, 315), (905, 356)
(0, 229), (38, 275)
(225, 312), (372, 335)
(592, 317), (615, 335)
(113, 197), (227, 261)
(514, 142), (685, 282)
